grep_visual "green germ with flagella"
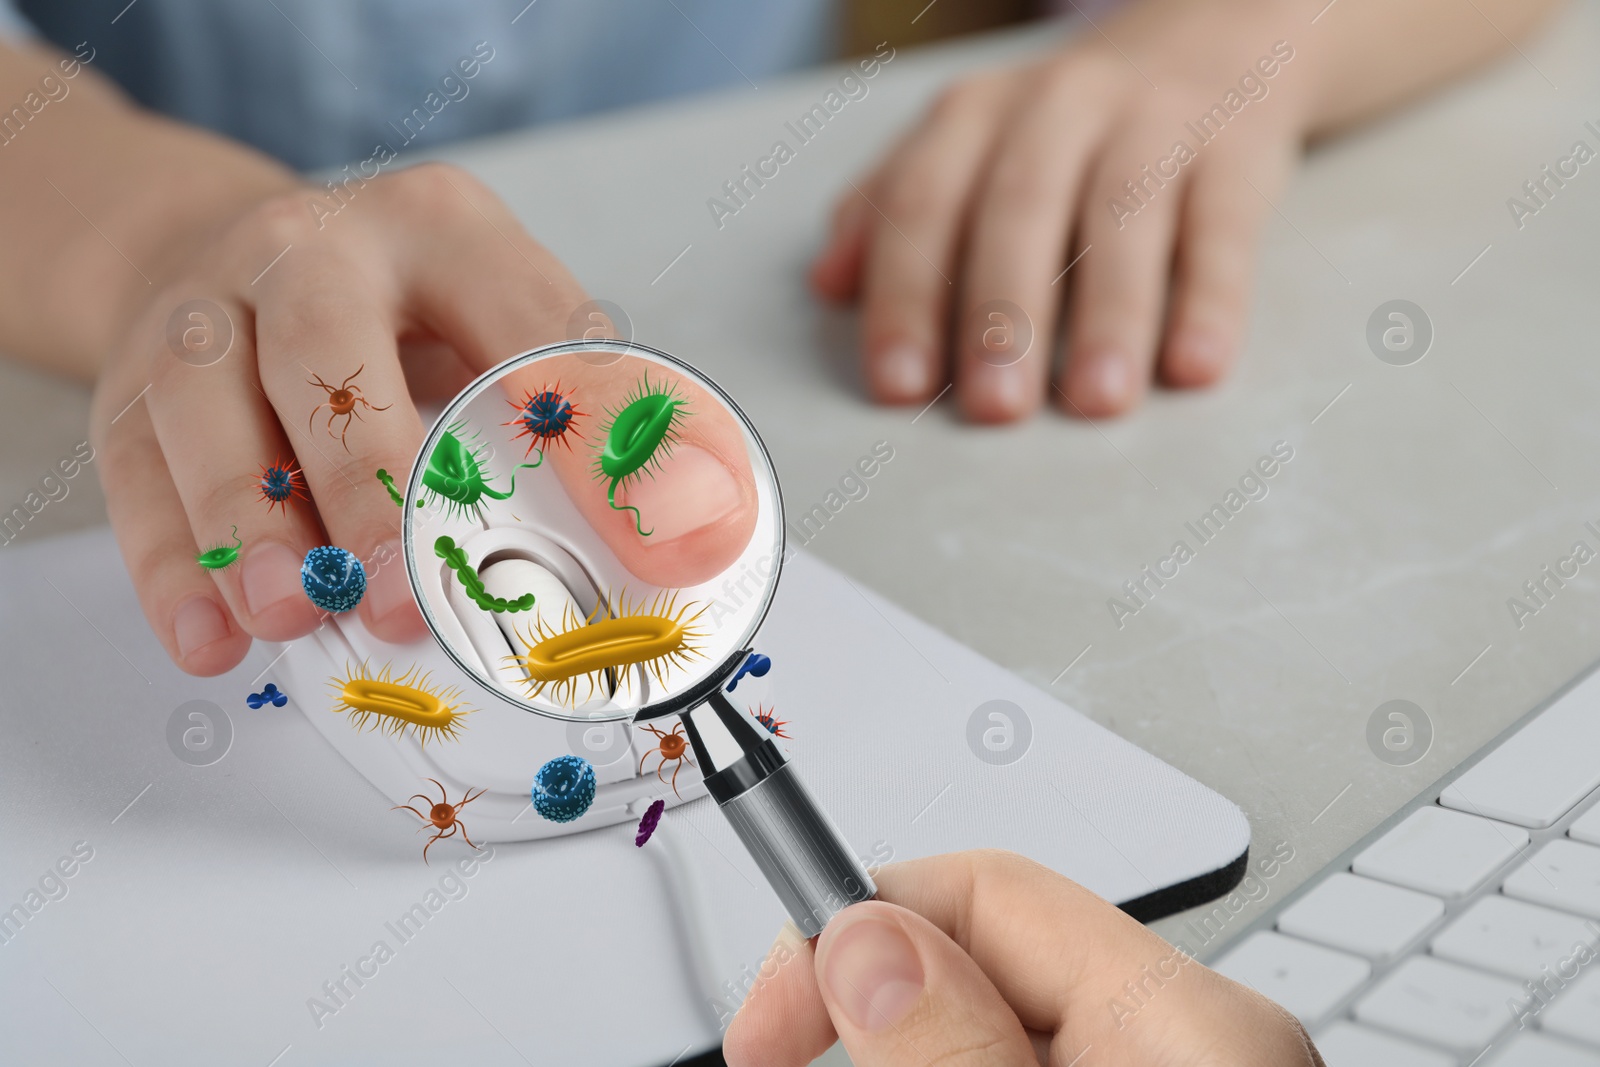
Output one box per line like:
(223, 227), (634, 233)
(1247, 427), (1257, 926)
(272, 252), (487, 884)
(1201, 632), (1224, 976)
(196, 525), (243, 570)
(420, 421), (538, 520)
(593, 371), (689, 536)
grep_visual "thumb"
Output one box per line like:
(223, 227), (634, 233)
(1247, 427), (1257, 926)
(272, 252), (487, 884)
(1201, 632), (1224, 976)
(814, 900), (1036, 1067)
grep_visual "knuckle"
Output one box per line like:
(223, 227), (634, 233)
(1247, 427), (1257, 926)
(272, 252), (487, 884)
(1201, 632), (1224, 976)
(236, 193), (324, 249)
(386, 161), (483, 213)
(880, 168), (954, 224)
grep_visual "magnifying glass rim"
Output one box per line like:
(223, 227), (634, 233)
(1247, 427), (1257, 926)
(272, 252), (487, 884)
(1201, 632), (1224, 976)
(401, 337), (787, 724)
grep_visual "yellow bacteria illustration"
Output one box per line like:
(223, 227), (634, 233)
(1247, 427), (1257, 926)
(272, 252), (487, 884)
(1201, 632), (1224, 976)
(509, 590), (706, 707)
(327, 662), (473, 746)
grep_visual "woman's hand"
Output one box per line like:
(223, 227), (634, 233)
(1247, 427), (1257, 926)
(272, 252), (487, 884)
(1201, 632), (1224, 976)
(725, 850), (1324, 1067)
(813, 0), (1314, 422)
(89, 163), (755, 677)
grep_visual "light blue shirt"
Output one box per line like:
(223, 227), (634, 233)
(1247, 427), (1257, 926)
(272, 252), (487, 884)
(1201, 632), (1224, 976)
(1, 1), (834, 169)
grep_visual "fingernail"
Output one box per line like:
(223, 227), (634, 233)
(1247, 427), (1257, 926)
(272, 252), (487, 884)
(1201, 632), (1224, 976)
(362, 539), (417, 625)
(619, 444), (741, 542)
(820, 912), (924, 1032)
(173, 595), (229, 658)
(876, 343), (932, 399)
(242, 541), (308, 615)
(1075, 351), (1132, 411)
(966, 363), (1028, 417)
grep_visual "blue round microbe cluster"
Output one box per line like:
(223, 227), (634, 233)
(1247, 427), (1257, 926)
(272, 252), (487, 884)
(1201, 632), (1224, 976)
(531, 754), (597, 824)
(301, 545), (367, 613)
(260, 465), (296, 504)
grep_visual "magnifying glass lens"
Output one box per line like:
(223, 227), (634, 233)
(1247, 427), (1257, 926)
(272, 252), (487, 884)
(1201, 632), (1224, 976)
(403, 340), (784, 725)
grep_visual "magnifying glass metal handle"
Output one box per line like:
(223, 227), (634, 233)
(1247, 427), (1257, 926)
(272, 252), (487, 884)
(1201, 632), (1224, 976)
(685, 692), (876, 939)
(719, 760), (876, 939)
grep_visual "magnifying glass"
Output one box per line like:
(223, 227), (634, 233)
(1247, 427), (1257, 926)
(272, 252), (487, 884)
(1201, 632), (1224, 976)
(400, 338), (875, 938)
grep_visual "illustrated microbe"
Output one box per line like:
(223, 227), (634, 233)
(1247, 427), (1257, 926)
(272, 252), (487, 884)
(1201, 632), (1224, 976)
(509, 590), (706, 707)
(726, 652), (771, 692)
(434, 535), (535, 613)
(505, 381), (583, 463)
(635, 798), (665, 847)
(256, 456), (307, 515)
(301, 546), (367, 613)
(307, 364), (391, 452)
(375, 468), (411, 508)
(246, 683), (288, 709)
(750, 705), (790, 739)
(638, 720), (694, 799)
(393, 778), (485, 864)
(592, 371), (690, 536)
(196, 525), (243, 570)
(531, 754), (596, 823)
(419, 421), (537, 521)
(328, 661), (474, 746)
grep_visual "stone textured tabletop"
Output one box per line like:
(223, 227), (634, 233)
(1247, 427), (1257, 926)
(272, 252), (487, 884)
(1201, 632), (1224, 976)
(4, 3), (1598, 957)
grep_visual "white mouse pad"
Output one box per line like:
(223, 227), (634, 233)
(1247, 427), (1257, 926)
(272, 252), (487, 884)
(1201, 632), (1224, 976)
(0, 528), (1247, 1066)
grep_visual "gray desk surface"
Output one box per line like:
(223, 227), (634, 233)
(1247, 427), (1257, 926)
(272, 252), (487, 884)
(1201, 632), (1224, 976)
(4, 2), (1599, 958)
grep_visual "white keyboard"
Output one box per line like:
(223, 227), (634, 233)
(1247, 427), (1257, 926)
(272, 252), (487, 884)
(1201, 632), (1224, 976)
(1213, 665), (1600, 1066)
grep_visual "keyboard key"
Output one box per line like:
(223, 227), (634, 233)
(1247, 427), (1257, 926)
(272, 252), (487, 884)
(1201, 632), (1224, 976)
(1441, 670), (1600, 828)
(1353, 956), (1524, 1054)
(1540, 964), (1600, 1045)
(1211, 931), (1370, 1028)
(1430, 894), (1598, 979)
(1313, 1021), (1454, 1067)
(1485, 1031), (1600, 1066)
(1354, 806), (1529, 897)
(1571, 801), (1600, 846)
(1278, 873), (1444, 961)
(1503, 839), (1600, 919)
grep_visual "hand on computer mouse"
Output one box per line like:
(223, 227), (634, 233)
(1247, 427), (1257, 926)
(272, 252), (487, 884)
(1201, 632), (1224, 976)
(724, 850), (1324, 1067)
(814, 0), (1558, 423)
(81, 153), (754, 677)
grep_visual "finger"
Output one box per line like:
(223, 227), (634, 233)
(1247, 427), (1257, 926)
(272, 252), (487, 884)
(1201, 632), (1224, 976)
(858, 76), (1013, 405)
(954, 66), (1108, 422)
(94, 394), (251, 676)
(397, 168), (759, 587)
(723, 924), (835, 1067)
(253, 253), (428, 644)
(812, 900), (1036, 1067)
(1160, 149), (1284, 389)
(811, 160), (888, 303)
(1057, 141), (1185, 418)
(143, 297), (327, 643)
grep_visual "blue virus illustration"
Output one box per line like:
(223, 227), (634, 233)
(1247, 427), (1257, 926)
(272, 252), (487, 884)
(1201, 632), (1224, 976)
(247, 683), (288, 709)
(726, 652), (771, 691)
(256, 456), (307, 515)
(506, 382), (583, 462)
(750, 705), (789, 739)
(301, 545), (367, 613)
(531, 754), (597, 823)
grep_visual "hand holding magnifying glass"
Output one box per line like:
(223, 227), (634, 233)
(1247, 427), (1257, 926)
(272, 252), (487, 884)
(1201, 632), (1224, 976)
(401, 339), (875, 938)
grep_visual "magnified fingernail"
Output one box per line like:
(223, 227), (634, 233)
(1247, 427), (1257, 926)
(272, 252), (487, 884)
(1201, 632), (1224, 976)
(173, 595), (229, 658)
(243, 541), (309, 616)
(876, 343), (932, 399)
(1073, 351), (1132, 413)
(620, 444), (741, 543)
(821, 912), (924, 1032)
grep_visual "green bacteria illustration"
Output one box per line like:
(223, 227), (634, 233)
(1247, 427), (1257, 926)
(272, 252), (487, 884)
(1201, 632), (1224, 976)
(420, 421), (537, 521)
(593, 371), (689, 536)
(196, 525), (243, 570)
(434, 535), (536, 613)
(375, 468), (410, 508)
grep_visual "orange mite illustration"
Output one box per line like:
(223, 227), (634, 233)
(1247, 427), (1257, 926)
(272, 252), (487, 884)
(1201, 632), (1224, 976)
(307, 363), (391, 451)
(392, 778), (485, 864)
(638, 720), (695, 799)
